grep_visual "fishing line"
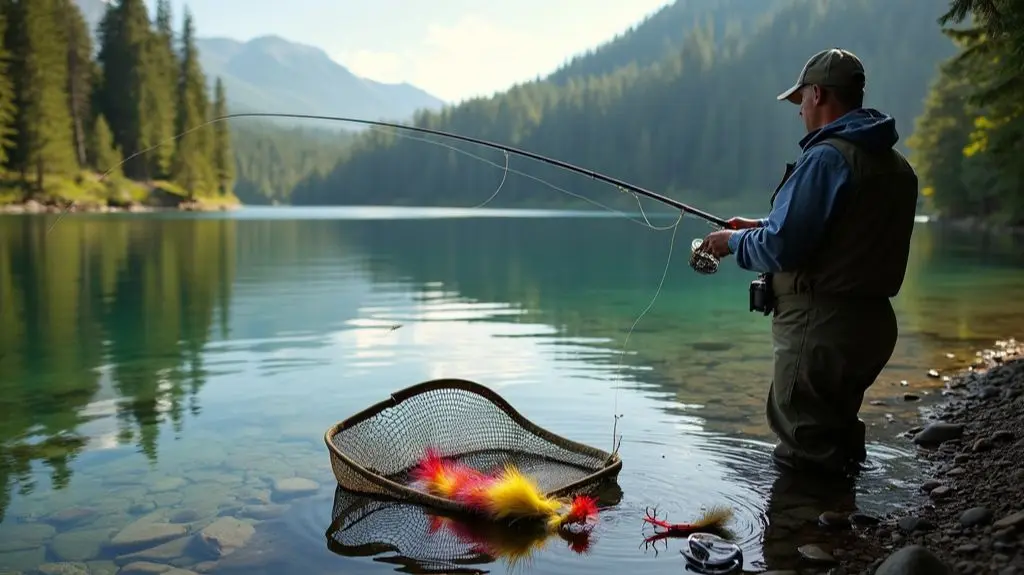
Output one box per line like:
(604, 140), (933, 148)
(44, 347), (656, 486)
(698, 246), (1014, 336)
(44, 111), (724, 459)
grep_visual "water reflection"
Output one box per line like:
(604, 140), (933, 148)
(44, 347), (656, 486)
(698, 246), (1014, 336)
(326, 481), (624, 575)
(0, 209), (1021, 574)
(0, 218), (235, 522)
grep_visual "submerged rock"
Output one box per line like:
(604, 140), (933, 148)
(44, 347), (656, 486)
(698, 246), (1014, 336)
(270, 477), (318, 502)
(49, 527), (116, 562)
(874, 545), (952, 575)
(193, 517), (254, 559)
(0, 522), (57, 552)
(109, 520), (187, 552)
(912, 422), (964, 446)
(36, 562), (90, 575)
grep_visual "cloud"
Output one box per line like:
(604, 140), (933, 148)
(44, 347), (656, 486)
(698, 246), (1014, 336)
(332, 15), (559, 103)
(339, 49), (408, 85)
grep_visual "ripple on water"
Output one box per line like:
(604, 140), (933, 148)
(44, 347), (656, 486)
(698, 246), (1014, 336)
(274, 430), (779, 575)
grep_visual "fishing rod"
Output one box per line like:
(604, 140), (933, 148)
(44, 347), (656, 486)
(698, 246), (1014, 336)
(216, 112), (732, 229)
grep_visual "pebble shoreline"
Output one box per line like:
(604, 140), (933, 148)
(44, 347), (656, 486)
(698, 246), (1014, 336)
(822, 338), (1024, 575)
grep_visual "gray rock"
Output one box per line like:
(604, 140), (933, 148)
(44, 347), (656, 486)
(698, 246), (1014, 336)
(796, 544), (835, 563)
(109, 520), (187, 552)
(913, 423), (964, 446)
(0, 522), (56, 552)
(36, 562), (90, 575)
(270, 477), (318, 502)
(959, 507), (993, 528)
(875, 545), (952, 575)
(818, 511), (850, 528)
(114, 536), (193, 566)
(235, 504), (287, 520)
(193, 517), (254, 559)
(117, 562), (171, 574)
(49, 527), (116, 562)
(44, 508), (98, 528)
(897, 517), (934, 533)
(993, 510), (1024, 530)
(149, 477), (187, 493)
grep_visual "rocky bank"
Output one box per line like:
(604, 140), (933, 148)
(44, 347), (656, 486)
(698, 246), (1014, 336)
(0, 197), (237, 215)
(825, 338), (1024, 575)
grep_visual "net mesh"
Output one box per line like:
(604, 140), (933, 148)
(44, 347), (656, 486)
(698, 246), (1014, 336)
(324, 378), (622, 513)
(326, 484), (496, 574)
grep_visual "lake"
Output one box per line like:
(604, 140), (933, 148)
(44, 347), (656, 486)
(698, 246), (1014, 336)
(1, 206), (1022, 575)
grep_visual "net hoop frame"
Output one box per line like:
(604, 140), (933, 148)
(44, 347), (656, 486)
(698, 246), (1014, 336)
(323, 377), (623, 514)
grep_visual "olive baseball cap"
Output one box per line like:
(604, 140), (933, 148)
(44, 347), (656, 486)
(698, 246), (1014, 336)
(777, 48), (865, 104)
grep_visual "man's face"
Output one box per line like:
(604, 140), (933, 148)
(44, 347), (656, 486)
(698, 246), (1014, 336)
(792, 84), (821, 133)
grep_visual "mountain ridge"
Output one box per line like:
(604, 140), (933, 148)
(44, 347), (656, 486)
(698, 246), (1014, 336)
(72, 0), (446, 123)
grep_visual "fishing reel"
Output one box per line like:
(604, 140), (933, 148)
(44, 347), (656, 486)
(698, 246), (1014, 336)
(689, 239), (720, 275)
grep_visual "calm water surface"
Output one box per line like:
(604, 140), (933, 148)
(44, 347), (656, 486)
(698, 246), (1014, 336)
(1, 207), (1022, 575)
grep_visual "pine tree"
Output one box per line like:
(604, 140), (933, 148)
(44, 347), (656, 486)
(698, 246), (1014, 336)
(6, 0), (77, 194)
(148, 0), (177, 178)
(96, 0), (157, 181)
(211, 77), (234, 195)
(88, 113), (122, 178)
(57, 0), (93, 168)
(170, 8), (214, 197)
(0, 2), (16, 167)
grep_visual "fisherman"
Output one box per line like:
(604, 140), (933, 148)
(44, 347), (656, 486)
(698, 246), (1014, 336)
(698, 48), (919, 476)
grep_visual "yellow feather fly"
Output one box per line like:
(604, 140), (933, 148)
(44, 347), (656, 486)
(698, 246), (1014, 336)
(475, 465), (563, 521)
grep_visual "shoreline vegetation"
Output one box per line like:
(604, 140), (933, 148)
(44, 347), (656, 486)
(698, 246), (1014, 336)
(0, 1), (237, 215)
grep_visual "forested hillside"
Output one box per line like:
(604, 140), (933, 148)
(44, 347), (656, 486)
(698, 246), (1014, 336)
(231, 122), (353, 205)
(909, 0), (1024, 225)
(0, 0), (231, 206)
(291, 0), (957, 209)
(548, 0), (789, 83)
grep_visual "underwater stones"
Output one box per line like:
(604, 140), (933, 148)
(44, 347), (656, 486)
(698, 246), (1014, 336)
(167, 511), (200, 525)
(149, 478), (187, 494)
(36, 562), (90, 575)
(233, 505), (287, 521)
(149, 492), (182, 509)
(116, 562), (171, 575)
(108, 519), (187, 553)
(193, 517), (254, 559)
(85, 561), (117, 575)
(114, 536), (193, 566)
(177, 483), (234, 512)
(49, 527), (117, 562)
(0, 522), (57, 553)
(0, 546), (45, 571)
(270, 477), (318, 502)
(44, 508), (99, 529)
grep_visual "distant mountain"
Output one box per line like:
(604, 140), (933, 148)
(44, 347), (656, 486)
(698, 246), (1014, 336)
(73, 1), (445, 124)
(195, 36), (445, 123)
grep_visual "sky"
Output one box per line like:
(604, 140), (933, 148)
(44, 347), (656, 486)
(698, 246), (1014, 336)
(145, 0), (673, 103)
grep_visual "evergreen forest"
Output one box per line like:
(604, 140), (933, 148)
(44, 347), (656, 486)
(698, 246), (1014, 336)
(285, 0), (1023, 226)
(1, 0), (1020, 225)
(0, 0), (349, 208)
(910, 0), (1024, 225)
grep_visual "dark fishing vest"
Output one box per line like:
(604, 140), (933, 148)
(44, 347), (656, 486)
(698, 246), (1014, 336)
(768, 136), (919, 300)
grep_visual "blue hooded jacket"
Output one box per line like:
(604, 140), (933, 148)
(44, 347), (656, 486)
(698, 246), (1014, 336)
(727, 107), (901, 273)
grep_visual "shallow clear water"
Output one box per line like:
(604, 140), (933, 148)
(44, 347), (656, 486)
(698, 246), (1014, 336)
(1, 207), (1022, 574)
